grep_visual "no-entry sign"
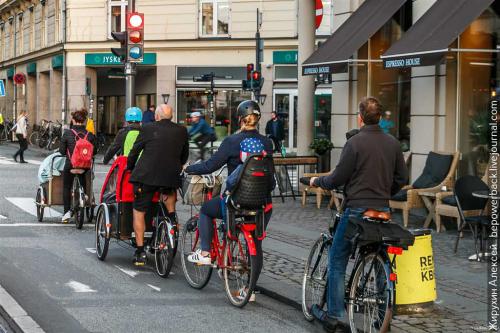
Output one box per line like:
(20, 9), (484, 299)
(315, 0), (324, 29)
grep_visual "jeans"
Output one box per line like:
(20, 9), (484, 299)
(326, 206), (389, 318)
(14, 134), (28, 161)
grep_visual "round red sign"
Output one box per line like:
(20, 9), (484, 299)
(315, 0), (324, 29)
(13, 73), (26, 85)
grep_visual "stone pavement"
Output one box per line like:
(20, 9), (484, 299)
(254, 198), (490, 333)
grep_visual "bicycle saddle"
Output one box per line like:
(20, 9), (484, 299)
(363, 209), (391, 221)
(70, 169), (86, 175)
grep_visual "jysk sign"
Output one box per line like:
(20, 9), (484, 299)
(0, 80), (5, 97)
(85, 53), (156, 66)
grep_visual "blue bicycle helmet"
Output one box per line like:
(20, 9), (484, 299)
(125, 107), (143, 123)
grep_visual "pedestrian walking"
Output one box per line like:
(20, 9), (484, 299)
(13, 111), (29, 163)
(142, 105), (155, 124)
(265, 111), (285, 153)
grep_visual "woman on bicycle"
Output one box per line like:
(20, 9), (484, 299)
(184, 100), (273, 272)
(59, 109), (96, 223)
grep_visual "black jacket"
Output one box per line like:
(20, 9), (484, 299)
(314, 124), (407, 208)
(103, 123), (141, 164)
(127, 119), (189, 188)
(265, 119), (285, 141)
(59, 125), (96, 169)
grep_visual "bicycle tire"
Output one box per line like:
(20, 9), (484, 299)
(72, 177), (85, 229)
(29, 131), (40, 146)
(36, 187), (45, 222)
(154, 220), (174, 278)
(223, 228), (260, 308)
(180, 218), (213, 289)
(348, 252), (393, 333)
(302, 235), (330, 321)
(96, 205), (110, 261)
(48, 136), (60, 150)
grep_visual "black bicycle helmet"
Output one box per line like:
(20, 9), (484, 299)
(236, 100), (261, 119)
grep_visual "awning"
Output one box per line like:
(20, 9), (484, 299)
(381, 0), (495, 69)
(302, 0), (407, 76)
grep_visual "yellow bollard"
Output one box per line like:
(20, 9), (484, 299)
(392, 229), (437, 313)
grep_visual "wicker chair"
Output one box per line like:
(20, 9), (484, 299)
(390, 151), (460, 228)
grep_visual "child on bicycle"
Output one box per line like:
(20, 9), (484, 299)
(187, 137), (267, 265)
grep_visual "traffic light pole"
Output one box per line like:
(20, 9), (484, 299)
(125, 0), (136, 110)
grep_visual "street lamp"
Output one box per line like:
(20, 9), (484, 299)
(162, 93), (170, 104)
(258, 94), (267, 105)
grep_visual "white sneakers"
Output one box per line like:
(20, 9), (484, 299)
(61, 211), (72, 223)
(236, 287), (256, 302)
(187, 249), (212, 265)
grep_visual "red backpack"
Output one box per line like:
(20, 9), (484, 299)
(69, 129), (94, 169)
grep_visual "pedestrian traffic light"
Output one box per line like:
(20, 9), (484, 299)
(111, 31), (127, 63)
(126, 12), (144, 63)
(251, 70), (263, 89)
(246, 63), (254, 80)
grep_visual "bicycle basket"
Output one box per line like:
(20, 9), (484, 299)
(344, 218), (415, 249)
(183, 175), (222, 205)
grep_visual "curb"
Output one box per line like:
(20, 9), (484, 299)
(256, 284), (301, 311)
(0, 285), (45, 333)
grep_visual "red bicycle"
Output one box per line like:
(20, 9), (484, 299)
(180, 155), (273, 307)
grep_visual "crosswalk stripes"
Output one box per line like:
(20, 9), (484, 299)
(5, 197), (62, 218)
(0, 155), (42, 165)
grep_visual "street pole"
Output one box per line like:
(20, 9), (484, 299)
(255, 8), (263, 102)
(125, 0), (136, 110)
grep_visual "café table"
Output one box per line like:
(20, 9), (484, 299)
(466, 190), (497, 261)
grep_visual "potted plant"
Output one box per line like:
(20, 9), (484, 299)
(310, 138), (334, 172)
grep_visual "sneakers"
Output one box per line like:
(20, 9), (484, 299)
(187, 249), (211, 265)
(61, 211), (72, 223)
(133, 250), (147, 266)
(236, 287), (256, 302)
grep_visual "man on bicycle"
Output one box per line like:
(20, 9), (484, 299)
(103, 107), (142, 164)
(188, 111), (216, 160)
(127, 104), (189, 266)
(308, 97), (408, 332)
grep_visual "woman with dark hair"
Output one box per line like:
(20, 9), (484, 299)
(59, 109), (96, 223)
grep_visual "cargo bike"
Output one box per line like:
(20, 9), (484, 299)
(95, 156), (179, 278)
(35, 154), (95, 228)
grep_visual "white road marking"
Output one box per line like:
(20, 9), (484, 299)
(0, 284), (46, 332)
(0, 223), (85, 227)
(0, 157), (16, 165)
(86, 248), (97, 254)
(5, 197), (62, 218)
(24, 159), (42, 165)
(0, 214), (6, 219)
(95, 171), (108, 174)
(147, 284), (161, 292)
(65, 280), (97, 293)
(115, 265), (139, 278)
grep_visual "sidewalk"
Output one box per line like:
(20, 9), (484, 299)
(255, 199), (489, 332)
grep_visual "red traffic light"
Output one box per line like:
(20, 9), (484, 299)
(129, 30), (142, 43)
(252, 71), (261, 81)
(246, 64), (254, 80)
(127, 12), (144, 29)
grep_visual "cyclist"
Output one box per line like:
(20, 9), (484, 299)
(103, 107), (142, 165)
(308, 97), (408, 332)
(184, 100), (274, 297)
(188, 111), (216, 160)
(127, 104), (189, 266)
(59, 109), (96, 223)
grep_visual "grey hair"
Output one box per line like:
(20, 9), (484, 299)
(155, 104), (172, 120)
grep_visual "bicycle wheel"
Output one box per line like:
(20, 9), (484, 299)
(95, 205), (110, 261)
(302, 235), (330, 321)
(29, 131), (40, 146)
(48, 136), (60, 150)
(86, 206), (95, 224)
(35, 187), (45, 222)
(72, 178), (85, 229)
(180, 217), (213, 289)
(348, 252), (393, 333)
(154, 219), (174, 278)
(223, 228), (260, 308)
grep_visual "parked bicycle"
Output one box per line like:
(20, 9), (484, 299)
(300, 177), (415, 333)
(30, 120), (62, 150)
(0, 119), (14, 142)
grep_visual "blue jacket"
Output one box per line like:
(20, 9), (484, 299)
(142, 110), (155, 124)
(189, 118), (214, 137)
(186, 130), (273, 176)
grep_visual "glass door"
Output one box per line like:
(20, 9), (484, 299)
(274, 89), (298, 150)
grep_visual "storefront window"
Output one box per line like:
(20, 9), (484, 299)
(177, 89), (251, 140)
(314, 94), (331, 139)
(456, 6), (499, 176)
(200, 0), (229, 37)
(108, 1), (127, 38)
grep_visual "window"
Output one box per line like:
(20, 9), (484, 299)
(0, 25), (4, 62)
(17, 15), (23, 56)
(108, 0), (127, 39)
(41, 2), (46, 47)
(29, 8), (35, 51)
(55, 0), (60, 42)
(199, 0), (230, 37)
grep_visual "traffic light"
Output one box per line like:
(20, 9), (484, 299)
(111, 31), (127, 62)
(246, 63), (254, 80)
(251, 70), (262, 89)
(127, 12), (144, 63)
(242, 64), (256, 90)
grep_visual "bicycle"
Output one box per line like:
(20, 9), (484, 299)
(0, 119), (14, 142)
(300, 177), (413, 333)
(70, 167), (95, 229)
(180, 155), (272, 307)
(94, 133), (107, 155)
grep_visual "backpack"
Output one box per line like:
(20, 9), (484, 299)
(69, 129), (94, 169)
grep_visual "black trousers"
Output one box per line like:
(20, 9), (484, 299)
(14, 134), (28, 161)
(62, 168), (87, 213)
(270, 136), (282, 153)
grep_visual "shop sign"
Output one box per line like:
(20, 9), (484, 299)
(0, 80), (5, 97)
(383, 52), (445, 69)
(273, 51), (298, 64)
(384, 57), (422, 68)
(85, 53), (156, 66)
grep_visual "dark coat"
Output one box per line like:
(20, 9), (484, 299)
(103, 123), (141, 164)
(59, 125), (96, 170)
(265, 118), (285, 141)
(127, 119), (189, 188)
